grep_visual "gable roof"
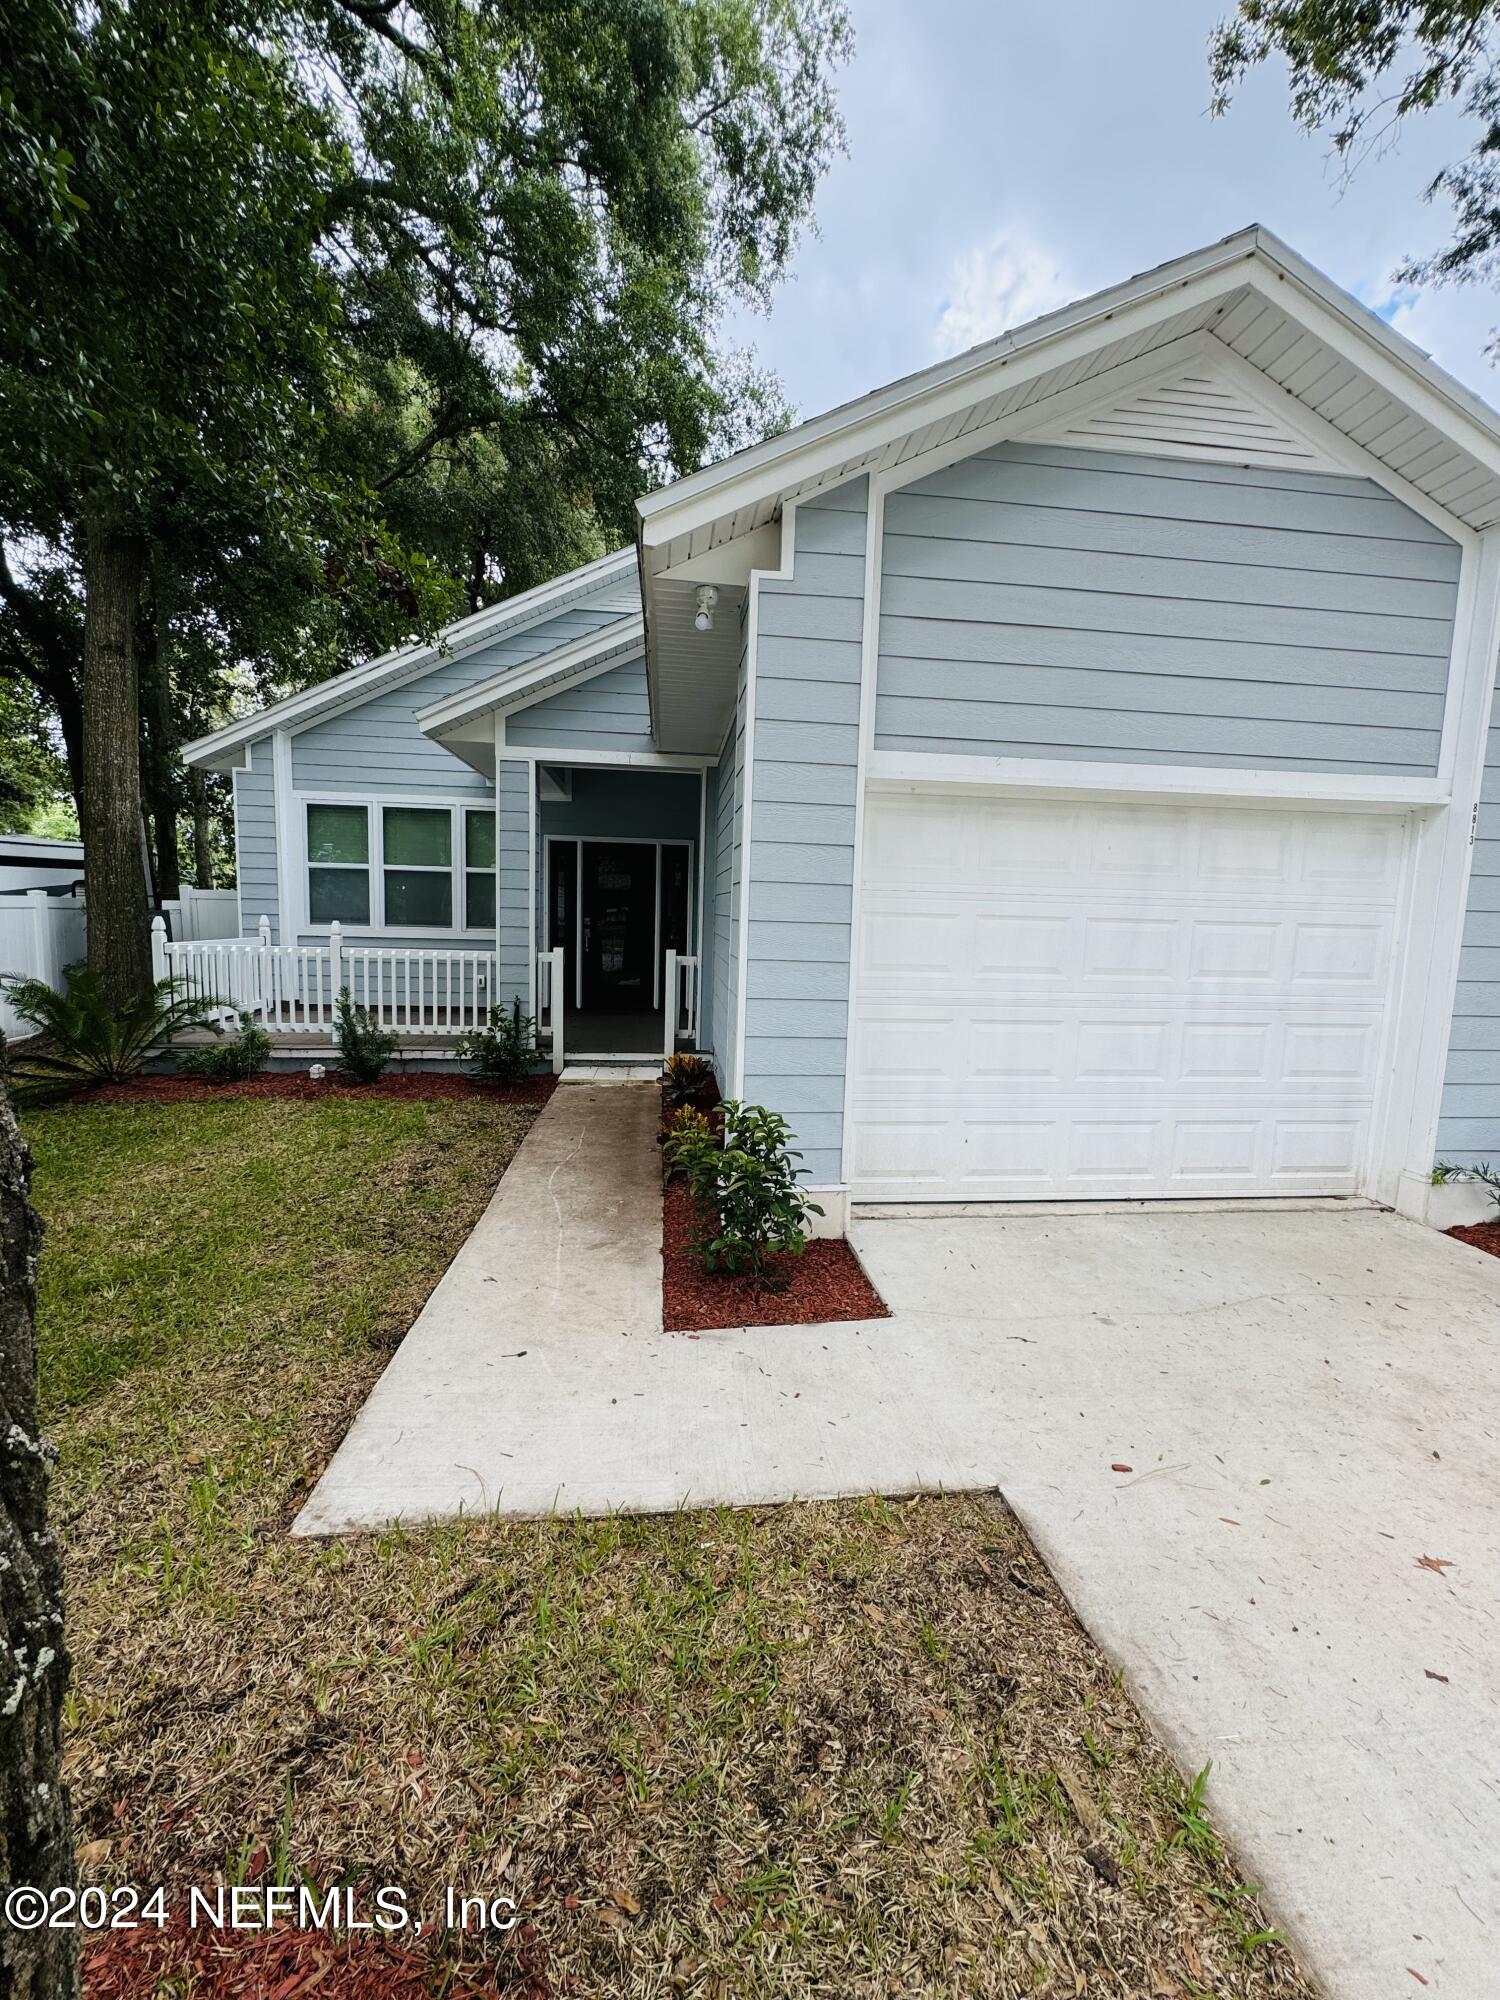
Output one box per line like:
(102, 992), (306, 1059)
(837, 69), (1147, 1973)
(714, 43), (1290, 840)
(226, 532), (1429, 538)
(635, 226), (1500, 574)
(183, 547), (639, 770)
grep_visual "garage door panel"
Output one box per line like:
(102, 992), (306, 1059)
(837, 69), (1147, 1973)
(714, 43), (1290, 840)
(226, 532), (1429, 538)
(850, 792), (1406, 1200)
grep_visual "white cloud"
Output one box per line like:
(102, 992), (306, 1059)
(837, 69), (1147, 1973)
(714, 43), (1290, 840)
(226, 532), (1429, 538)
(932, 228), (1074, 358)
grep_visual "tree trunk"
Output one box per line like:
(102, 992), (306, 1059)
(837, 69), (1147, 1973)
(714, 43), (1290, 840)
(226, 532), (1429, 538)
(0, 1083), (78, 2000)
(137, 592), (179, 904)
(80, 522), (151, 1007)
(188, 769), (214, 889)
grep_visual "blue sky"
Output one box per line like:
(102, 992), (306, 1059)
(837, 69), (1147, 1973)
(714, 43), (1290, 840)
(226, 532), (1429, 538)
(724, 0), (1500, 422)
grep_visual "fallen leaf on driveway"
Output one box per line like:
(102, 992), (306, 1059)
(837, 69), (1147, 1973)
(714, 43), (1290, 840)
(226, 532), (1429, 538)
(1407, 1970), (1429, 1986)
(1219, 1518), (1240, 1526)
(1111, 1463), (1133, 1473)
(1415, 1555), (1456, 1575)
(1424, 1669), (1450, 1684)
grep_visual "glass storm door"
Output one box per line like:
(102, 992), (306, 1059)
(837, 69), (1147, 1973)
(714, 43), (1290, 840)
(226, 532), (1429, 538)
(580, 843), (657, 1011)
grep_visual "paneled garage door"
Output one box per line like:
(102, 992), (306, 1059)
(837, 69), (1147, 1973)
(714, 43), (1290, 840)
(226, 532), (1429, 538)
(848, 790), (1410, 1201)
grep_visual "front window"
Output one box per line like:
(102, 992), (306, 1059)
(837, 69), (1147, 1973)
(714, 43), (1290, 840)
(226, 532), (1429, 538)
(307, 803), (370, 924)
(383, 807), (452, 928)
(304, 800), (497, 932)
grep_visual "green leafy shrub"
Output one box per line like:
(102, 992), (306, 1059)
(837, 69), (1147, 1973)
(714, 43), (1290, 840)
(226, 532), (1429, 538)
(178, 1011), (272, 1083)
(661, 1103), (715, 1179)
(1433, 1160), (1500, 1210)
(662, 1052), (717, 1109)
(666, 1098), (822, 1283)
(333, 988), (398, 1083)
(455, 1002), (537, 1083)
(0, 966), (222, 1101)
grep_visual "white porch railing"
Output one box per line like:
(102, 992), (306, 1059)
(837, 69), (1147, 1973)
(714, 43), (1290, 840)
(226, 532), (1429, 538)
(535, 945), (565, 1075)
(152, 916), (499, 1038)
(662, 950), (700, 1061)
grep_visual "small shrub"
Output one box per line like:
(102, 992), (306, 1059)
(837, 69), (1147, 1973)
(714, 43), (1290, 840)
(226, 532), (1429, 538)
(333, 988), (398, 1084)
(178, 1011), (272, 1083)
(662, 1052), (717, 1109)
(0, 965), (222, 1101)
(662, 1103), (715, 1179)
(669, 1098), (823, 1283)
(455, 1001), (537, 1083)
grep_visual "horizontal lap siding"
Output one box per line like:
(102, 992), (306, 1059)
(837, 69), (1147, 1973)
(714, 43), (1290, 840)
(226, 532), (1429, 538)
(496, 761), (532, 1009)
(292, 604), (627, 793)
(743, 481), (866, 1184)
(233, 748), (279, 940)
(875, 443), (1460, 775)
(506, 655), (653, 755)
(1438, 711), (1500, 1166)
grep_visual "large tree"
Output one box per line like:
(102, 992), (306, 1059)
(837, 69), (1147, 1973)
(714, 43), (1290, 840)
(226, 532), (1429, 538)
(0, 1081), (76, 2000)
(1211, 1), (1500, 303)
(0, 0), (849, 1004)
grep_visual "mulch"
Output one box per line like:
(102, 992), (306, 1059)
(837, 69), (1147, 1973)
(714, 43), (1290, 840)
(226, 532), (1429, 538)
(81, 1917), (533, 1999)
(661, 1170), (889, 1331)
(89, 1072), (558, 1107)
(1447, 1218), (1500, 1260)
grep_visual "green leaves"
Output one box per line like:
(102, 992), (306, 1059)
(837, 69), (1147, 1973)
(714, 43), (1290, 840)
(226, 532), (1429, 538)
(0, 966), (225, 1099)
(667, 1097), (823, 1280)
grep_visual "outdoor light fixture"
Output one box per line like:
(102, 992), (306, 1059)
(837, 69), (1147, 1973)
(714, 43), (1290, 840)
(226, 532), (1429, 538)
(694, 585), (718, 633)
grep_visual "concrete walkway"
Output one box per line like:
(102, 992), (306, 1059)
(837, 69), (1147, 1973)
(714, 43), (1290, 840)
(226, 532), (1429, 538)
(297, 1084), (1500, 1997)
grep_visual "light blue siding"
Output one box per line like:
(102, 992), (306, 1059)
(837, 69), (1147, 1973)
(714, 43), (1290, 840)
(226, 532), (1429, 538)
(875, 444), (1460, 775)
(741, 481), (866, 1184)
(495, 760), (532, 1008)
(1438, 710), (1500, 1168)
(507, 654), (653, 756)
(232, 744), (278, 940)
(292, 604), (627, 794)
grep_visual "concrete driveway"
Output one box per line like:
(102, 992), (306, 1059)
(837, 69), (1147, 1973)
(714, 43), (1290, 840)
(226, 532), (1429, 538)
(297, 1085), (1500, 1994)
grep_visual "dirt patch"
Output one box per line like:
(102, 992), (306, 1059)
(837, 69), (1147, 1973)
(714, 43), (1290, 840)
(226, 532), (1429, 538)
(1447, 1217), (1500, 1259)
(94, 1071), (557, 1107)
(662, 1172), (889, 1331)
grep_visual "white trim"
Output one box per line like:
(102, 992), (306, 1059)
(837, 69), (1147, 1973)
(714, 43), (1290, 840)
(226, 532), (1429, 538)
(526, 776), (537, 1019)
(864, 750), (1447, 810)
(272, 730), (298, 942)
(1380, 526), (1500, 1210)
(417, 619), (644, 736)
(695, 768), (707, 967)
(839, 478), (887, 1188)
(496, 745), (714, 771)
(733, 503), (798, 1097)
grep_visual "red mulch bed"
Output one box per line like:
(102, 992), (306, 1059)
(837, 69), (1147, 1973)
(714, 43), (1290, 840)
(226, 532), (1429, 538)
(81, 1918), (534, 1998)
(1448, 1218), (1500, 1260)
(661, 1171), (889, 1332)
(90, 1072), (558, 1107)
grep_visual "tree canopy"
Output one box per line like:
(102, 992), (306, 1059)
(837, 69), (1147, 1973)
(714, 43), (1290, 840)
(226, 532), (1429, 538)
(1211, 0), (1500, 300)
(0, 0), (850, 996)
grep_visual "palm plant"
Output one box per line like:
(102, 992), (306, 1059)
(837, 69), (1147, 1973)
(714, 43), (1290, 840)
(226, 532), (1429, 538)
(0, 966), (224, 1100)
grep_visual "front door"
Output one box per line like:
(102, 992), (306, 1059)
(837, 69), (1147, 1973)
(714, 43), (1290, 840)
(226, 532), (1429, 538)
(580, 842), (657, 1011)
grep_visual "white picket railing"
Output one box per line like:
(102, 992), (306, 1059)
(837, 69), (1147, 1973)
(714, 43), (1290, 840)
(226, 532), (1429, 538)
(662, 950), (700, 1061)
(151, 915), (499, 1038)
(535, 945), (566, 1074)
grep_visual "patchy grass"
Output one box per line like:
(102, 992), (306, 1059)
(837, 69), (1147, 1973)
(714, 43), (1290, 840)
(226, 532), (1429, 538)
(28, 1094), (1316, 1998)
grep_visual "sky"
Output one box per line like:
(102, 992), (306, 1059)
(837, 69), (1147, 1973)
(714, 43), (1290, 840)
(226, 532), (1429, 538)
(722, 0), (1500, 425)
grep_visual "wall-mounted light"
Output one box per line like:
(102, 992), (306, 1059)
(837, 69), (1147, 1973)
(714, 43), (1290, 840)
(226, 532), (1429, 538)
(694, 585), (718, 634)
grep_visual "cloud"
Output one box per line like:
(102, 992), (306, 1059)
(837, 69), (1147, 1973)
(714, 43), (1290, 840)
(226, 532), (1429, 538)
(932, 228), (1074, 358)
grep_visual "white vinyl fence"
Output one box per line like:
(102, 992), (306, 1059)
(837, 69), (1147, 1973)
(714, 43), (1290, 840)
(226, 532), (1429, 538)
(153, 917), (567, 1072)
(159, 886), (238, 942)
(0, 891), (87, 1038)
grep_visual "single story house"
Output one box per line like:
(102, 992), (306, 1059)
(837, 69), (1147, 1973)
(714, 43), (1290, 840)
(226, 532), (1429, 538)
(185, 226), (1500, 1230)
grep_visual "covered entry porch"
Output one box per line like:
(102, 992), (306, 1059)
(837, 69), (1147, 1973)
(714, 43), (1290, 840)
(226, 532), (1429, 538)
(535, 764), (704, 1061)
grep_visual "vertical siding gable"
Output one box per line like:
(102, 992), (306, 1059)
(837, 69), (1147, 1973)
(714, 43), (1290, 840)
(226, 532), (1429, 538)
(741, 479), (867, 1183)
(875, 443), (1459, 777)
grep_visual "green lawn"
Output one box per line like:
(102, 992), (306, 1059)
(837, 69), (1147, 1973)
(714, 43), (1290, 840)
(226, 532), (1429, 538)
(28, 1092), (1315, 1998)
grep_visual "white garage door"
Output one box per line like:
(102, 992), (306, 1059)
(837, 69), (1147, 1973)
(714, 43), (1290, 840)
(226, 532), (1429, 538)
(849, 790), (1409, 1202)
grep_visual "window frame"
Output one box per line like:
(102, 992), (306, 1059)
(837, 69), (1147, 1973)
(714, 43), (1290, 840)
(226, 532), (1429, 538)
(297, 793), (498, 939)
